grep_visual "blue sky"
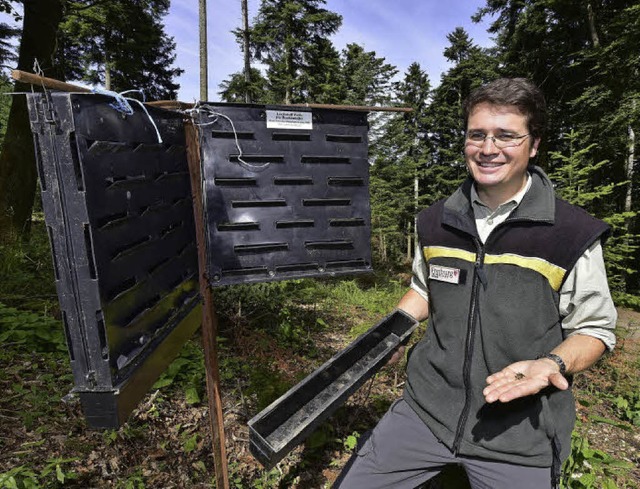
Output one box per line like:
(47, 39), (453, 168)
(1, 1), (496, 102)
(166, 0), (496, 102)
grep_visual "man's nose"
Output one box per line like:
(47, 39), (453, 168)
(480, 136), (499, 153)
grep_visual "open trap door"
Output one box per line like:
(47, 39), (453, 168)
(27, 92), (200, 428)
(193, 104), (373, 286)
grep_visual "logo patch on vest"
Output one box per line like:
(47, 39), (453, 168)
(429, 264), (461, 284)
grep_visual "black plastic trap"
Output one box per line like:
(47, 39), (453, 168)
(248, 309), (419, 467)
(27, 92), (200, 428)
(195, 104), (372, 286)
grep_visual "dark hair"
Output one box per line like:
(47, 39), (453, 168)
(462, 78), (547, 139)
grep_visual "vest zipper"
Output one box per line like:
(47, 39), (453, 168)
(452, 238), (485, 454)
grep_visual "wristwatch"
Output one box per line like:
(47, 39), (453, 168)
(536, 353), (567, 375)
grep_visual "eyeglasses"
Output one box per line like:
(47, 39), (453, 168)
(465, 131), (531, 149)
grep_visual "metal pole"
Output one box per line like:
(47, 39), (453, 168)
(199, 0), (208, 101)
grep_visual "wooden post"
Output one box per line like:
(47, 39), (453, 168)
(184, 121), (229, 489)
(241, 0), (252, 104)
(199, 0), (209, 101)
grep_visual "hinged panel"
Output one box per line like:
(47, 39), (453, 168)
(27, 93), (200, 428)
(196, 104), (373, 286)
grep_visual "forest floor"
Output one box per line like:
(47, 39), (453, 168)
(1, 273), (640, 488)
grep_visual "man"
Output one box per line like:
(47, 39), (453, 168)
(334, 78), (616, 489)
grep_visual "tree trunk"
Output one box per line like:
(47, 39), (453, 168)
(199, 0), (208, 101)
(379, 231), (387, 262)
(285, 50), (291, 104)
(104, 60), (112, 91)
(414, 169), (419, 255)
(406, 221), (412, 261)
(586, 3), (600, 48)
(241, 0), (251, 103)
(0, 0), (64, 242)
(626, 123), (635, 214)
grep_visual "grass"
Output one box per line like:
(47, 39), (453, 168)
(1, 221), (639, 488)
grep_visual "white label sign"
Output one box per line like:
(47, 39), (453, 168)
(266, 110), (313, 130)
(429, 264), (461, 284)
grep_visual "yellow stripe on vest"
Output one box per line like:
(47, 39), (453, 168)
(423, 247), (566, 291)
(423, 246), (476, 263)
(483, 253), (566, 291)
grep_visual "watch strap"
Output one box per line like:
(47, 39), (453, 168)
(537, 353), (567, 375)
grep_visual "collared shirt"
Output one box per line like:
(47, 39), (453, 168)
(411, 174), (617, 350)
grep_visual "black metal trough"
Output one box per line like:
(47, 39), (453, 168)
(248, 309), (419, 467)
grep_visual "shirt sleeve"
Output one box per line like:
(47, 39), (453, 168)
(559, 240), (617, 351)
(410, 244), (430, 303)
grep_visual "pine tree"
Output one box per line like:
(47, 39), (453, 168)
(340, 43), (397, 107)
(249, 0), (342, 104)
(300, 37), (343, 104)
(0, 0), (64, 242)
(57, 0), (183, 100)
(370, 63), (431, 264)
(219, 67), (270, 103)
(425, 28), (498, 205)
(549, 130), (637, 303)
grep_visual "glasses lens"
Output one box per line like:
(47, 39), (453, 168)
(466, 134), (528, 149)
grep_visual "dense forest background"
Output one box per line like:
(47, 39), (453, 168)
(1, 0), (639, 303)
(0, 1), (639, 488)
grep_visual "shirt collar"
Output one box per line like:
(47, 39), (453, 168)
(471, 173), (532, 211)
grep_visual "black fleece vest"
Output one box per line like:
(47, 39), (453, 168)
(404, 168), (609, 472)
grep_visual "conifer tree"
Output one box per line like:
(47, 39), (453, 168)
(249, 0), (342, 104)
(300, 37), (343, 104)
(475, 0), (640, 294)
(340, 43), (397, 107)
(370, 63), (431, 264)
(57, 0), (183, 100)
(549, 130), (637, 302)
(425, 28), (498, 205)
(219, 67), (270, 103)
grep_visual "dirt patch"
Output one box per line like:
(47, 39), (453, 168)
(616, 307), (640, 340)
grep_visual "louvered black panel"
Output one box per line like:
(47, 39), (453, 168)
(196, 104), (372, 286)
(27, 93), (200, 428)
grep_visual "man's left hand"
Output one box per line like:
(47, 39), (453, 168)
(483, 359), (569, 403)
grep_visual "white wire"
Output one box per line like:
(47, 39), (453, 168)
(93, 88), (163, 144)
(186, 104), (270, 171)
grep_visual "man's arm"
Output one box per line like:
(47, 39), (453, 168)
(483, 334), (605, 403)
(484, 239), (615, 403)
(398, 288), (430, 322)
(387, 289), (429, 365)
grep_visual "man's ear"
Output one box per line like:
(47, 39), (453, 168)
(529, 138), (541, 158)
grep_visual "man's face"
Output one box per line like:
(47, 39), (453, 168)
(464, 102), (540, 204)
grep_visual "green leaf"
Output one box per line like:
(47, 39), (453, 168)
(344, 434), (358, 451)
(185, 386), (200, 405)
(183, 434), (198, 453)
(152, 377), (173, 389)
(590, 415), (632, 431)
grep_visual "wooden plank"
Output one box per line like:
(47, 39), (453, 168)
(288, 102), (412, 113)
(149, 100), (413, 113)
(11, 70), (91, 93)
(12, 70), (412, 113)
(184, 121), (230, 489)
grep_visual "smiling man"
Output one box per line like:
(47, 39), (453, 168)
(334, 78), (617, 489)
